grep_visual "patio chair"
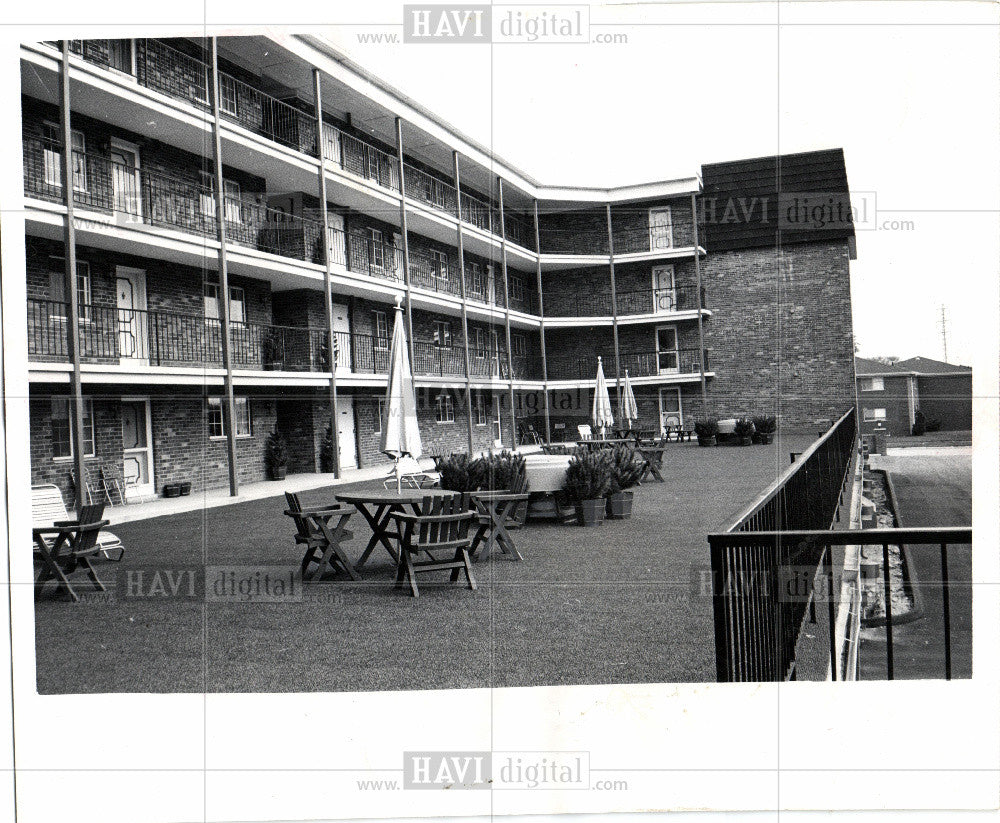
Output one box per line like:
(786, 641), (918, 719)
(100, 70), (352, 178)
(390, 494), (476, 598)
(32, 484), (125, 561)
(34, 503), (109, 601)
(381, 455), (440, 489)
(283, 492), (359, 581)
(577, 424), (593, 441)
(71, 464), (124, 507)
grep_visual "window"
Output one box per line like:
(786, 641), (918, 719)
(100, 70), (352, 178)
(433, 321), (452, 349)
(511, 334), (526, 358)
(368, 228), (385, 270)
(467, 261), (485, 298)
(41, 122), (87, 192)
(863, 408), (887, 422)
(204, 284), (246, 325)
(423, 176), (448, 209)
(51, 397), (95, 460)
(48, 258), (91, 320)
(475, 394), (487, 426)
(862, 377), (885, 392)
(430, 250), (449, 282)
(197, 172), (241, 223)
(474, 328), (487, 358)
(219, 74), (238, 117)
(208, 397), (252, 438)
(223, 179), (242, 225)
(510, 275), (526, 305)
(374, 398), (386, 435)
(373, 311), (389, 350)
(107, 39), (134, 75)
(435, 394), (455, 424)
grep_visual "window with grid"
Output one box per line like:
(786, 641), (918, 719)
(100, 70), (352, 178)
(208, 397), (252, 438)
(434, 321), (452, 349)
(374, 398), (386, 434)
(510, 275), (526, 304)
(431, 250), (449, 282)
(374, 311), (389, 350)
(368, 228), (385, 270)
(51, 397), (95, 460)
(204, 284), (246, 325)
(219, 74), (238, 116)
(863, 408), (887, 422)
(475, 394), (487, 426)
(41, 122), (87, 192)
(48, 258), (92, 320)
(862, 377), (885, 391)
(511, 334), (526, 358)
(467, 261), (484, 298)
(435, 394), (455, 424)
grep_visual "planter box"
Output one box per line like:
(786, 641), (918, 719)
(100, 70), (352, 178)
(697, 435), (717, 447)
(163, 483), (181, 498)
(268, 466), (288, 481)
(752, 432), (775, 445)
(606, 490), (634, 519)
(575, 498), (606, 527)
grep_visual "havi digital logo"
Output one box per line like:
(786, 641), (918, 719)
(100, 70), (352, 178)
(404, 6), (492, 43)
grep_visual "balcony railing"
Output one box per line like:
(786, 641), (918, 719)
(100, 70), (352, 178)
(403, 163), (458, 214)
(546, 348), (709, 381)
(408, 249), (463, 298)
(27, 299), (543, 381)
(544, 285), (706, 318)
(324, 126), (401, 192)
(539, 225), (696, 256)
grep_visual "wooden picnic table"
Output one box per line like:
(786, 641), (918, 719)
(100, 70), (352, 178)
(636, 444), (669, 483)
(575, 438), (632, 449)
(469, 491), (528, 562)
(336, 488), (461, 569)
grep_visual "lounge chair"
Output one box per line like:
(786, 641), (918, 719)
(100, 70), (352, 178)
(32, 484), (125, 561)
(381, 455), (440, 489)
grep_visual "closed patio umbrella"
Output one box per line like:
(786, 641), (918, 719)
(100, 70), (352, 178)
(380, 300), (422, 491)
(620, 369), (639, 430)
(592, 355), (614, 438)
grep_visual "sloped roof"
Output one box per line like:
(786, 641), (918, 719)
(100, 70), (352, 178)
(856, 356), (971, 376)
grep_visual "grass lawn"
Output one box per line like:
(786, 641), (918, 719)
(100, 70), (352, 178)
(34, 435), (816, 693)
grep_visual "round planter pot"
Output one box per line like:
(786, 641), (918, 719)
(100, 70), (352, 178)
(576, 499), (606, 527)
(606, 490), (634, 519)
(735, 436), (753, 446)
(268, 466), (288, 481)
(697, 435), (717, 447)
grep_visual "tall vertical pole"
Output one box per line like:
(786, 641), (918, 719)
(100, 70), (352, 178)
(394, 118), (415, 369)
(59, 42), (87, 511)
(691, 192), (708, 404)
(209, 38), (239, 497)
(533, 200), (551, 443)
(497, 178), (518, 448)
(453, 152), (475, 454)
(313, 69), (341, 476)
(606, 204), (622, 404)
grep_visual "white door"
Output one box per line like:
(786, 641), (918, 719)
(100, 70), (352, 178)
(121, 398), (154, 498)
(116, 267), (148, 364)
(336, 396), (358, 470)
(652, 265), (676, 312)
(326, 212), (346, 266)
(331, 302), (351, 370)
(323, 125), (342, 165)
(656, 325), (679, 374)
(658, 388), (682, 436)
(649, 208), (673, 250)
(110, 139), (141, 220)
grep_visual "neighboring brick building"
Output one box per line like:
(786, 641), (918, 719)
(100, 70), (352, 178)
(19, 36), (859, 500)
(856, 356), (972, 436)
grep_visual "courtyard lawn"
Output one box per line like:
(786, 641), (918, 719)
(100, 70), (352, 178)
(34, 435), (816, 694)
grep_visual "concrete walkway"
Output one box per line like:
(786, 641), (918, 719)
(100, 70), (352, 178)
(862, 449), (972, 679)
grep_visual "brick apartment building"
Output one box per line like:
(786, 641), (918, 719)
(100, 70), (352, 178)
(856, 356), (972, 436)
(19, 36), (858, 500)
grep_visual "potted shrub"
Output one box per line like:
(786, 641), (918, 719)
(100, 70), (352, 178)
(563, 450), (612, 526)
(435, 453), (479, 492)
(606, 445), (645, 519)
(912, 410), (926, 437)
(265, 429), (289, 480)
(319, 426), (334, 473)
(694, 418), (719, 447)
(733, 418), (755, 446)
(751, 415), (777, 445)
(261, 329), (284, 371)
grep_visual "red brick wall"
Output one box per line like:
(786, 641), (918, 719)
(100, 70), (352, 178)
(857, 375), (909, 436)
(917, 374), (972, 432)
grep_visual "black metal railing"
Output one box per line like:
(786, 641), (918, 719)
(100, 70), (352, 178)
(707, 408), (858, 682)
(544, 284), (706, 318)
(546, 348), (708, 381)
(539, 225), (697, 256)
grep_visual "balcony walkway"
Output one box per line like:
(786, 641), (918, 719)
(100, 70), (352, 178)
(34, 435), (817, 694)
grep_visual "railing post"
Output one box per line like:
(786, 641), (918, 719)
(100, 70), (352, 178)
(394, 118), (416, 370)
(452, 152), (476, 455)
(497, 177), (518, 448)
(209, 38), (240, 497)
(59, 42), (88, 511)
(940, 542), (952, 680)
(605, 204), (622, 404)
(881, 542), (894, 680)
(691, 191), (708, 405)
(533, 200), (552, 443)
(313, 69), (341, 477)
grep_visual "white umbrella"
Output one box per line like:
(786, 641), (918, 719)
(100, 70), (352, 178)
(619, 369), (639, 430)
(380, 300), (422, 491)
(591, 355), (614, 438)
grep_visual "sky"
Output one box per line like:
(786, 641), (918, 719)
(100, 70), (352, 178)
(303, 0), (999, 368)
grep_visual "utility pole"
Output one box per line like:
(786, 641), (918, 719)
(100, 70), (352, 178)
(939, 305), (949, 363)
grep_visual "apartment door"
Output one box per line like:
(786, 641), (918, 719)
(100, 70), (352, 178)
(110, 138), (142, 220)
(652, 265), (676, 312)
(326, 212), (346, 266)
(655, 325), (679, 374)
(116, 267), (148, 364)
(331, 302), (351, 370)
(658, 388), (682, 436)
(336, 396), (358, 470)
(649, 208), (673, 251)
(121, 398), (154, 498)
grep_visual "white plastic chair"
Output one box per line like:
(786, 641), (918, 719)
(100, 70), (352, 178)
(32, 484), (125, 561)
